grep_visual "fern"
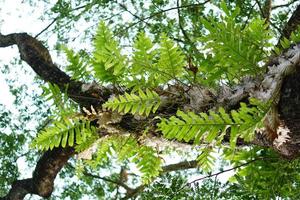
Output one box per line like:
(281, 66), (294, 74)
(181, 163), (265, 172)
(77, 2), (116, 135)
(274, 26), (300, 54)
(92, 21), (126, 83)
(31, 118), (95, 151)
(103, 89), (161, 116)
(158, 98), (267, 149)
(113, 136), (162, 183)
(42, 83), (66, 108)
(62, 46), (90, 80)
(129, 32), (158, 88)
(132, 146), (162, 184)
(129, 32), (186, 88)
(75, 134), (99, 153)
(197, 147), (216, 172)
(157, 34), (186, 81)
(42, 83), (77, 117)
(200, 2), (272, 82)
(89, 135), (162, 183)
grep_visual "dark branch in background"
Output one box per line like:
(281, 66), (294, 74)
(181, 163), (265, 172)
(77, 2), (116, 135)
(168, 157), (277, 198)
(176, 0), (201, 55)
(0, 33), (111, 107)
(122, 159), (198, 199)
(241, 2), (256, 30)
(118, 3), (151, 27)
(67, 164), (135, 192)
(73, 159), (198, 199)
(278, 3), (300, 43)
(272, 0), (299, 10)
(34, 2), (94, 38)
(255, 0), (272, 24)
(162, 160), (198, 173)
(35, 17), (59, 38)
(0, 148), (74, 200)
(187, 159), (260, 185)
(120, 0), (211, 33)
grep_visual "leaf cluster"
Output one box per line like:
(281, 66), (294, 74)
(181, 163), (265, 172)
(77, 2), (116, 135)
(103, 89), (160, 116)
(31, 118), (95, 150)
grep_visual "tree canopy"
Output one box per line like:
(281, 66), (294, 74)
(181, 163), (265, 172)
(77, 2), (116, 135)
(1, 0), (300, 199)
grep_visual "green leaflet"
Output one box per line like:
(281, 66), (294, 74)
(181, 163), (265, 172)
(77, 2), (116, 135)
(62, 46), (90, 81)
(197, 147), (216, 172)
(200, 3), (272, 82)
(158, 99), (267, 148)
(130, 32), (158, 87)
(31, 118), (94, 151)
(274, 26), (300, 55)
(129, 32), (186, 88)
(157, 34), (186, 81)
(132, 146), (162, 184)
(103, 89), (161, 116)
(90, 135), (162, 183)
(158, 99), (268, 172)
(42, 83), (78, 118)
(92, 21), (127, 83)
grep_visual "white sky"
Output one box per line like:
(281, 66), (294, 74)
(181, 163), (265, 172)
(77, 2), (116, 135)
(0, 0), (50, 109)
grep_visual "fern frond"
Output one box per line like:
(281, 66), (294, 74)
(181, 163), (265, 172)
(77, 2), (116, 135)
(42, 83), (77, 117)
(274, 26), (300, 54)
(31, 118), (94, 151)
(200, 3), (272, 82)
(88, 135), (162, 183)
(132, 146), (162, 184)
(157, 34), (185, 80)
(103, 89), (161, 116)
(132, 32), (156, 75)
(42, 83), (65, 107)
(158, 99), (267, 148)
(197, 147), (216, 172)
(92, 21), (126, 83)
(130, 33), (186, 87)
(129, 32), (158, 88)
(75, 134), (99, 153)
(62, 46), (90, 80)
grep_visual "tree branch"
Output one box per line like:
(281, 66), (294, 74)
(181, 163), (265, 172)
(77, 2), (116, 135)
(187, 158), (260, 186)
(278, 4), (300, 43)
(35, 2), (94, 38)
(272, 0), (298, 10)
(162, 160), (198, 173)
(0, 147), (74, 200)
(0, 33), (110, 200)
(121, 0), (210, 33)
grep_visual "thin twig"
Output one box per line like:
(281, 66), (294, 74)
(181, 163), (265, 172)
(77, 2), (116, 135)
(35, 2), (93, 38)
(187, 159), (259, 185)
(35, 17), (59, 38)
(272, 0), (298, 10)
(118, 3), (151, 27)
(120, 0), (211, 33)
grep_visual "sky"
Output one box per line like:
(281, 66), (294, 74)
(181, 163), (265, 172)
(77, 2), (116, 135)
(0, 0), (51, 109)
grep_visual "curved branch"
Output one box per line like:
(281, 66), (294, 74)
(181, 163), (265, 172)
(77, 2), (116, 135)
(0, 33), (110, 199)
(272, 0), (298, 10)
(1, 147), (74, 200)
(278, 4), (300, 43)
(0, 33), (111, 107)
